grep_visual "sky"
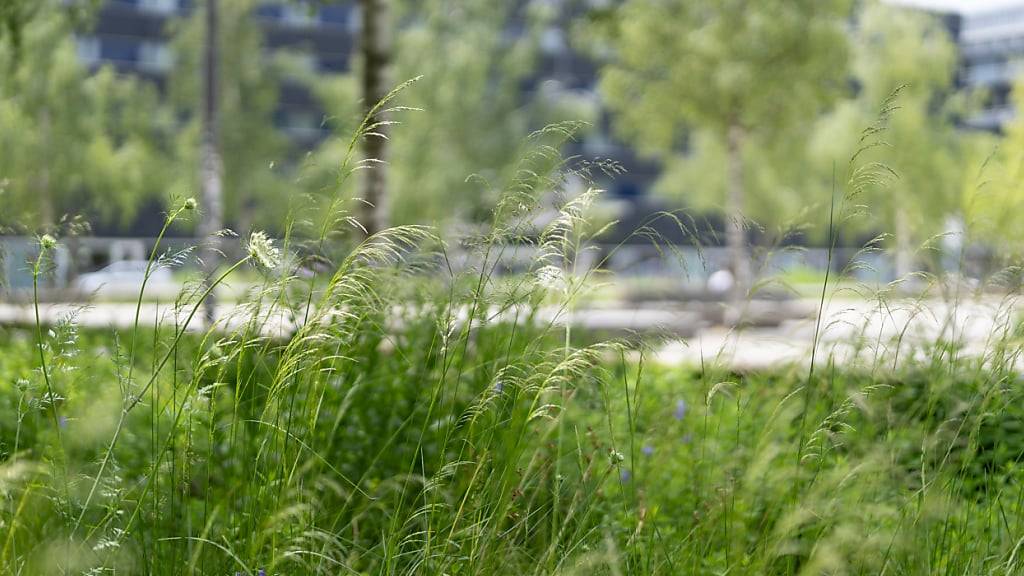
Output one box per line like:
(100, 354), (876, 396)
(891, 0), (1024, 13)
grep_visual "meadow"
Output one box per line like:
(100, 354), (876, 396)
(3, 119), (1024, 575)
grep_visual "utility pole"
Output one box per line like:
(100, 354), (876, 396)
(358, 0), (391, 237)
(199, 0), (224, 323)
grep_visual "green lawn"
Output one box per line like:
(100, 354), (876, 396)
(2, 298), (1023, 574)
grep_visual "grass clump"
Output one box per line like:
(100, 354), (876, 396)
(1, 118), (643, 574)
(3, 102), (1024, 576)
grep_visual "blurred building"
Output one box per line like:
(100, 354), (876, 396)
(889, 1), (1024, 131)
(956, 4), (1024, 131)
(76, 0), (356, 145)
(74, 0), (658, 234)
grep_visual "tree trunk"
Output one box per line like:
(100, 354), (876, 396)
(358, 0), (391, 237)
(38, 108), (56, 288)
(894, 202), (912, 287)
(725, 123), (750, 315)
(38, 108), (53, 230)
(199, 0), (224, 324)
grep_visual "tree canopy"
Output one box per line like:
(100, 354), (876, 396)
(598, 0), (852, 298)
(0, 4), (167, 230)
(166, 0), (295, 234)
(304, 0), (562, 228)
(809, 2), (975, 274)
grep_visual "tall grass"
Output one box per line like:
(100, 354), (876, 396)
(2, 94), (1024, 575)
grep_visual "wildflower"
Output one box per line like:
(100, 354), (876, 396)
(58, 416), (67, 429)
(39, 234), (57, 251)
(183, 197), (198, 211)
(258, 570), (266, 576)
(619, 469), (631, 482)
(493, 379), (504, 394)
(535, 265), (565, 291)
(246, 231), (280, 270)
(674, 399), (687, 421)
(641, 444), (654, 456)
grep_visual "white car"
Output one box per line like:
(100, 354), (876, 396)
(74, 260), (176, 297)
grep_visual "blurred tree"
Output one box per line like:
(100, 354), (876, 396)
(971, 80), (1024, 256)
(0, 0), (34, 53)
(166, 0), (291, 234)
(0, 5), (167, 231)
(306, 0), (557, 228)
(358, 0), (390, 237)
(809, 2), (967, 279)
(199, 0), (223, 322)
(0, 0), (96, 55)
(596, 0), (851, 302)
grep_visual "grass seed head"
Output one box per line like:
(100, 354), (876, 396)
(247, 230), (280, 270)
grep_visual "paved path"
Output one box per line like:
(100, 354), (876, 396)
(2, 295), (1019, 370)
(655, 295), (1021, 370)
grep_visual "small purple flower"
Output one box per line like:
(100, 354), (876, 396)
(619, 469), (631, 482)
(641, 444), (654, 457)
(674, 399), (687, 421)
(493, 380), (504, 394)
(58, 416), (68, 429)
(258, 570), (266, 576)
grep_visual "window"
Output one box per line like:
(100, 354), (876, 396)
(287, 52), (318, 73)
(282, 5), (313, 26)
(320, 6), (351, 26)
(100, 37), (141, 63)
(256, 4), (284, 20)
(318, 54), (347, 73)
(76, 36), (100, 65)
(139, 41), (172, 72)
(967, 59), (1006, 85)
(138, 0), (178, 14)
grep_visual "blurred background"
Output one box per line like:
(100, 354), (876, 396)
(3, 0), (1024, 348)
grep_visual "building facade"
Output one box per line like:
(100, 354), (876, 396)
(77, 0), (651, 197)
(956, 4), (1024, 131)
(76, 0), (357, 142)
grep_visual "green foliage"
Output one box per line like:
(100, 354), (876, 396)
(601, 0), (851, 143)
(598, 0), (851, 221)
(0, 0), (97, 55)
(0, 120), (628, 575)
(306, 0), (565, 227)
(809, 2), (975, 247)
(5, 269), (1024, 573)
(576, 356), (1024, 573)
(0, 2), (168, 230)
(166, 0), (294, 233)
(0, 0), (34, 52)
(4, 113), (1024, 574)
(654, 125), (819, 224)
(971, 79), (1024, 252)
